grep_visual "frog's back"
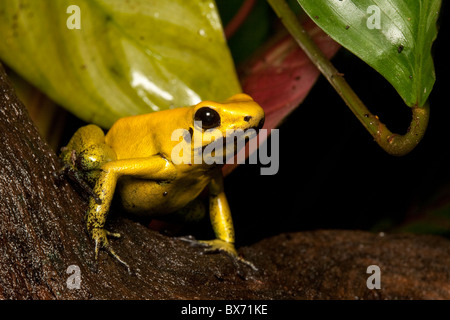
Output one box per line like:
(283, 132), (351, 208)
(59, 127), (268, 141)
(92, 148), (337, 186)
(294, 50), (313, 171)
(105, 107), (192, 160)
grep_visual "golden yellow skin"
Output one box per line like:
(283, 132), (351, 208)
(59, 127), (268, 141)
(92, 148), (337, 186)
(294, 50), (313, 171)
(60, 94), (264, 269)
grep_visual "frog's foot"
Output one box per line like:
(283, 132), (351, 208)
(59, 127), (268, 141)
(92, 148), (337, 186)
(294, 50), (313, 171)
(91, 227), (131, 273)
(200, 239), (258, 271)
(180, 237), (257, 271)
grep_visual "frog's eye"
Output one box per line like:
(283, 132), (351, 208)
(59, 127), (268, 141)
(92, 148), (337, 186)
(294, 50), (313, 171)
(194, 107), (221, 130)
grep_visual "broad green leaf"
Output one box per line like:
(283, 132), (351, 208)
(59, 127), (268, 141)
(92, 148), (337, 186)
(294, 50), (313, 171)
(297, 0), (441, 107)
(0, 0), (241, 128)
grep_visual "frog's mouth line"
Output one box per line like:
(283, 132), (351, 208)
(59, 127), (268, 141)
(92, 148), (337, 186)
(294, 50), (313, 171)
(195, 129), (259, 163)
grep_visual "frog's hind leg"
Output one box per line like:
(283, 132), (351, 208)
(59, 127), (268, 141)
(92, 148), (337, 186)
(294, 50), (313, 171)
(58, 125), (116, 202)
(60, 125), (117, 185)
(60, 124), (107, 166)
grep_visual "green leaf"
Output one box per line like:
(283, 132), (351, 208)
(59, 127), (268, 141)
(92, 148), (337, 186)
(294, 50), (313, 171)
(297, 0), (441, 107)
(0, 0), (241, 128)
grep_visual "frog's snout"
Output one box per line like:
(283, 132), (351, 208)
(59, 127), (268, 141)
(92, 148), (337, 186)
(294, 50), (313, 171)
(224, 93), (265, 131)
(244, 115), (264, 128)
(243, 109), (265, 131)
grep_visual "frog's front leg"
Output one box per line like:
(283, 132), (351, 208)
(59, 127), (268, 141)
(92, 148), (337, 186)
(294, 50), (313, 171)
(86, 155), (175, 269)
(200, 169), (257, 270)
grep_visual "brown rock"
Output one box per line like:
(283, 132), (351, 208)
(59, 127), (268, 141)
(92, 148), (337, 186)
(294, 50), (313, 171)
(241, 230), (450, 299)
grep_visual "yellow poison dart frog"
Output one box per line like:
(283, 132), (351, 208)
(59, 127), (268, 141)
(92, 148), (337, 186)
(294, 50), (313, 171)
(59, 94), (265, 270)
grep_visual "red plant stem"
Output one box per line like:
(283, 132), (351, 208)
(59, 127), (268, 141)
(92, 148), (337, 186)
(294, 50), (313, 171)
(225, 0), (257, 39)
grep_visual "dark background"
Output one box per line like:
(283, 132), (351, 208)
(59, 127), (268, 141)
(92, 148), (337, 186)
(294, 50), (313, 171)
(223, 1), (450, 246)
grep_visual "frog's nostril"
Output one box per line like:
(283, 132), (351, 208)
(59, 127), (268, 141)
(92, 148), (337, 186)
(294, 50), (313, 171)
(244, 116), (252, 122)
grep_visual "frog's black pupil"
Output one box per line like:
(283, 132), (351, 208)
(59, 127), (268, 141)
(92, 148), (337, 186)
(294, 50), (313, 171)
(194, 107), (221, 130)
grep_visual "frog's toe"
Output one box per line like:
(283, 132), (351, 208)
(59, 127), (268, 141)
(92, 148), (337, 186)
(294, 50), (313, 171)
(91, 228), (121, 253)
(91, 228), (130, 273)
(234, 255), (258, 271)
(199, 239), (236, 254)
(105, 230), (121, 238)
(199, 239), (258, 271)
(178, 237), (257, 270)
(92, 228), (108, 258)
(177, 235), (209, 247)
(104, 244), (131, 274)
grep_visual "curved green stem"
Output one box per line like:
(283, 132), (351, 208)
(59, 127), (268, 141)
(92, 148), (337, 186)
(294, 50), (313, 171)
(267, 0), (429, 156)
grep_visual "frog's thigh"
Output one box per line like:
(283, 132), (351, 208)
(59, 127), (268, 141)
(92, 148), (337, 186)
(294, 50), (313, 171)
(65, 124), (106, 151)
(79, 143), (117, 172)
(63, 124), (116, 171)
